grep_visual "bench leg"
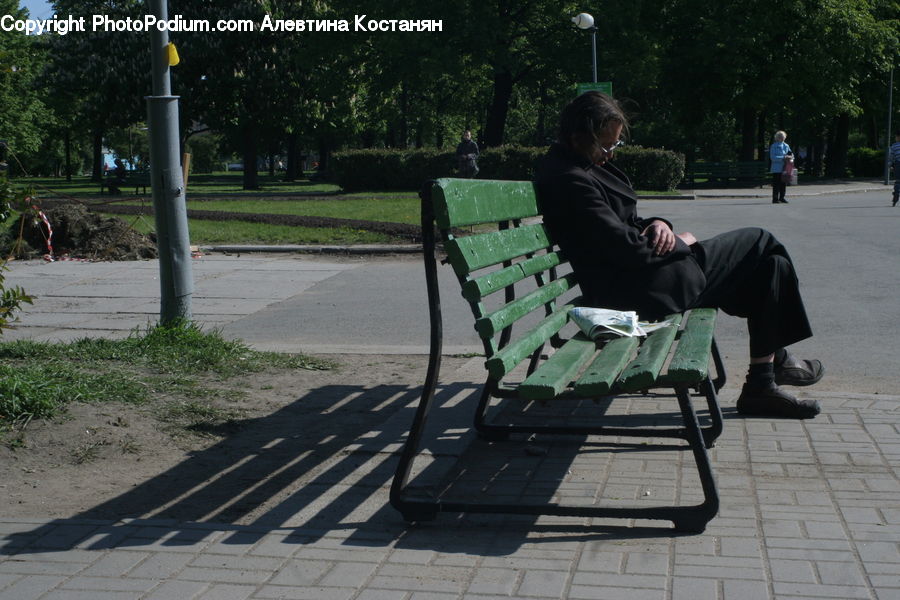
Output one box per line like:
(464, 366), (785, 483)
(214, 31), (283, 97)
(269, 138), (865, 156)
(472, 380), (512, 441)
(389, 184), (444, 523)
(672, 385), (720, 532)
(711, 337), (727, 393)
(700, 377), (724, 449)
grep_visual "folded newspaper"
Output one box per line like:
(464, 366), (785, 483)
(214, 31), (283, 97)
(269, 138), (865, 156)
(569, 307), (676, 340)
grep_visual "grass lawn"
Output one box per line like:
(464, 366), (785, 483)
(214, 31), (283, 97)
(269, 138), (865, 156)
(10, 173), (678, 246)
(104, 213), (400, 245)
(125, 193), (421, 224)
(0, 324), (333, 435)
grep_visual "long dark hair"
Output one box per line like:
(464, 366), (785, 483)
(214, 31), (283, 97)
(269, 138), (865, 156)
(558, 92), (629, 154)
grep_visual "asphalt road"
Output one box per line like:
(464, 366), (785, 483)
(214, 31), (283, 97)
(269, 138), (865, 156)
(222, 190), (900, 394)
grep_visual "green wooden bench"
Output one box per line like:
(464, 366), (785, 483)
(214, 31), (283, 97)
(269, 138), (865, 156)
(685, 161), (767, 187)
(390, 178), (727, 533)
(99, 171), (150, 195)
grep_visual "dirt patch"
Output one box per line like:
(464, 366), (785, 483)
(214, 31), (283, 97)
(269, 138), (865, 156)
(17, 203), (157, 261)
(0, 354), (465, 523)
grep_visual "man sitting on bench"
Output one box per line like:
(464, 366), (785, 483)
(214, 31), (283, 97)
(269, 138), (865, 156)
(534, 92), (824, 419)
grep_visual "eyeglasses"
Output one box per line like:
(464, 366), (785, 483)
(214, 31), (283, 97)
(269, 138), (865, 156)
(600, 139), (626, 155)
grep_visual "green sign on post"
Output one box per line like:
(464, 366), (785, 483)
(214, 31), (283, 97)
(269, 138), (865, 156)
(576, 82), (613, 97)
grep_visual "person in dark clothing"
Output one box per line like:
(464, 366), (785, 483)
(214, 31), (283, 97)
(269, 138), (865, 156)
(455, 130), (479, 178)
(108, 158), (127, 195)
(534, 92), (824, 419)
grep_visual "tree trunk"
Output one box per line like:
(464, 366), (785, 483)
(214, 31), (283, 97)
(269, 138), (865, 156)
(483, 69), (514, 147)
(756, 112), (767, 163)
(535, 83), (548, 146)
(812, 136), (825, 178)
(385, 125), (396, 148)
(399, 84), (409, 149)
(241, 121), (259, 190)
(91, 129), (104, 182)
(739, 107), (756, 161)
(825, 113), (850, 178)
(284, 133), (299, 181)
(317, 136), (330, 172)
(64, 128), (72, 182)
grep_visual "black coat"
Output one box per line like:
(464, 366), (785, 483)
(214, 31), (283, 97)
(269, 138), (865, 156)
(534, 143), (706, 319)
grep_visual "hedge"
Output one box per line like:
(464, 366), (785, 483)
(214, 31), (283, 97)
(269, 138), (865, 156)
(330, 145), (685, 192)
(846, 147), (886, 177)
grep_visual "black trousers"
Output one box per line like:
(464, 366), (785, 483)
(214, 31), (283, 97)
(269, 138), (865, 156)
(772, 173), (787, 202)
(690, 227), (812, 358)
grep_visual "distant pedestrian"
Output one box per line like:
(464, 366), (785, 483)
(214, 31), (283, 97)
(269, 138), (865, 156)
(456, 130), (479, 178)
(769, 131), (793, 204)
(890, 130), (900, 207)
(107, 159), (126, 195)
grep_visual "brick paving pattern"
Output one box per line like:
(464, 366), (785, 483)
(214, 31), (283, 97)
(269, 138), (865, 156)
(2, 384), (898, 599)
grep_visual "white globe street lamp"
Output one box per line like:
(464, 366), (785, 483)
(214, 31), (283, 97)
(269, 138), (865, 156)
(572, 12), (598, 83)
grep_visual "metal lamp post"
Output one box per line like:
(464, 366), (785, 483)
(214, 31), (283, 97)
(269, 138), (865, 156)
(147, 0), (193, 325)
(572, 12), (598, 83)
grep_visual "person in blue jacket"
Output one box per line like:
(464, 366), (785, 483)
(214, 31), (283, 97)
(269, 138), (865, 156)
(769, 131), (793, 204)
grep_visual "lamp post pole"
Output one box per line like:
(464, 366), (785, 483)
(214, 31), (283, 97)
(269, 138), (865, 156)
(572, 13), (598, 83)
(147, 0), (193, 325)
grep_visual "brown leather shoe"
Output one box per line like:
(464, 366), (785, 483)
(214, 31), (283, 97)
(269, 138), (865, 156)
(775, 354), (824, 387)
(736, 383), (821, 419)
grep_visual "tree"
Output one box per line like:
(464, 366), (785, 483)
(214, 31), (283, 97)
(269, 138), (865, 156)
(44, 0), (149, 181)
(0, 0), (52, 175)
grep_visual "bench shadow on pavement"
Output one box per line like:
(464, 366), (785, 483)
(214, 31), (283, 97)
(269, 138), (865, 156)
(0, 383), (719, 558)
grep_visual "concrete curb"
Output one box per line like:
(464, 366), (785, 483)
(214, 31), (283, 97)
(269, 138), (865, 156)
(200, 244), (423, 255)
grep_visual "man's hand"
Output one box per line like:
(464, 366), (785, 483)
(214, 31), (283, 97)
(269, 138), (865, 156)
(676, 232), (697, 246)
(642, 220), (676, 256)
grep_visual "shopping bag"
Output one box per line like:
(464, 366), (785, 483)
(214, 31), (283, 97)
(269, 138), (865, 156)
(781, 156), (795, 185)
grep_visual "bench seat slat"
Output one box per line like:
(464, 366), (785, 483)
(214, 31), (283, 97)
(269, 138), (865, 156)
(461, 252), (564, 302)
(617, 314), (683, 392)
(485, 300), (579, 380)
(475, 273), (577, 338)
(667, 308), (716, 383)
(434, 179), (539, 228)
(574, 336), (641, 396)
(445, 224), (552, 276)
(518, 334), (597, 400)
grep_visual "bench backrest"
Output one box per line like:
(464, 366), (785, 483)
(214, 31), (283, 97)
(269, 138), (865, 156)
(428, 178), (578, 379)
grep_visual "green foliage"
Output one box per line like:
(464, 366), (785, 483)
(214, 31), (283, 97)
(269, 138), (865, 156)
(4, 0), (897, 181)
(332, 145), (685, 191)
(0, 0), (52, 164)
(0, 177), (33, 334)
(476, 146), (545, 181)
(0, 361), (146, 424)
(331, 148), (455, 192)
(185, 133), (224, 174)
(846, 147), (886, 177)
(614, 147), (686, 192)
(0, 323), (332, 377)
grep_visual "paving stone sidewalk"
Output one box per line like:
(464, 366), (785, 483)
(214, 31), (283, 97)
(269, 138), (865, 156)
(1, 371), (898, 599)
